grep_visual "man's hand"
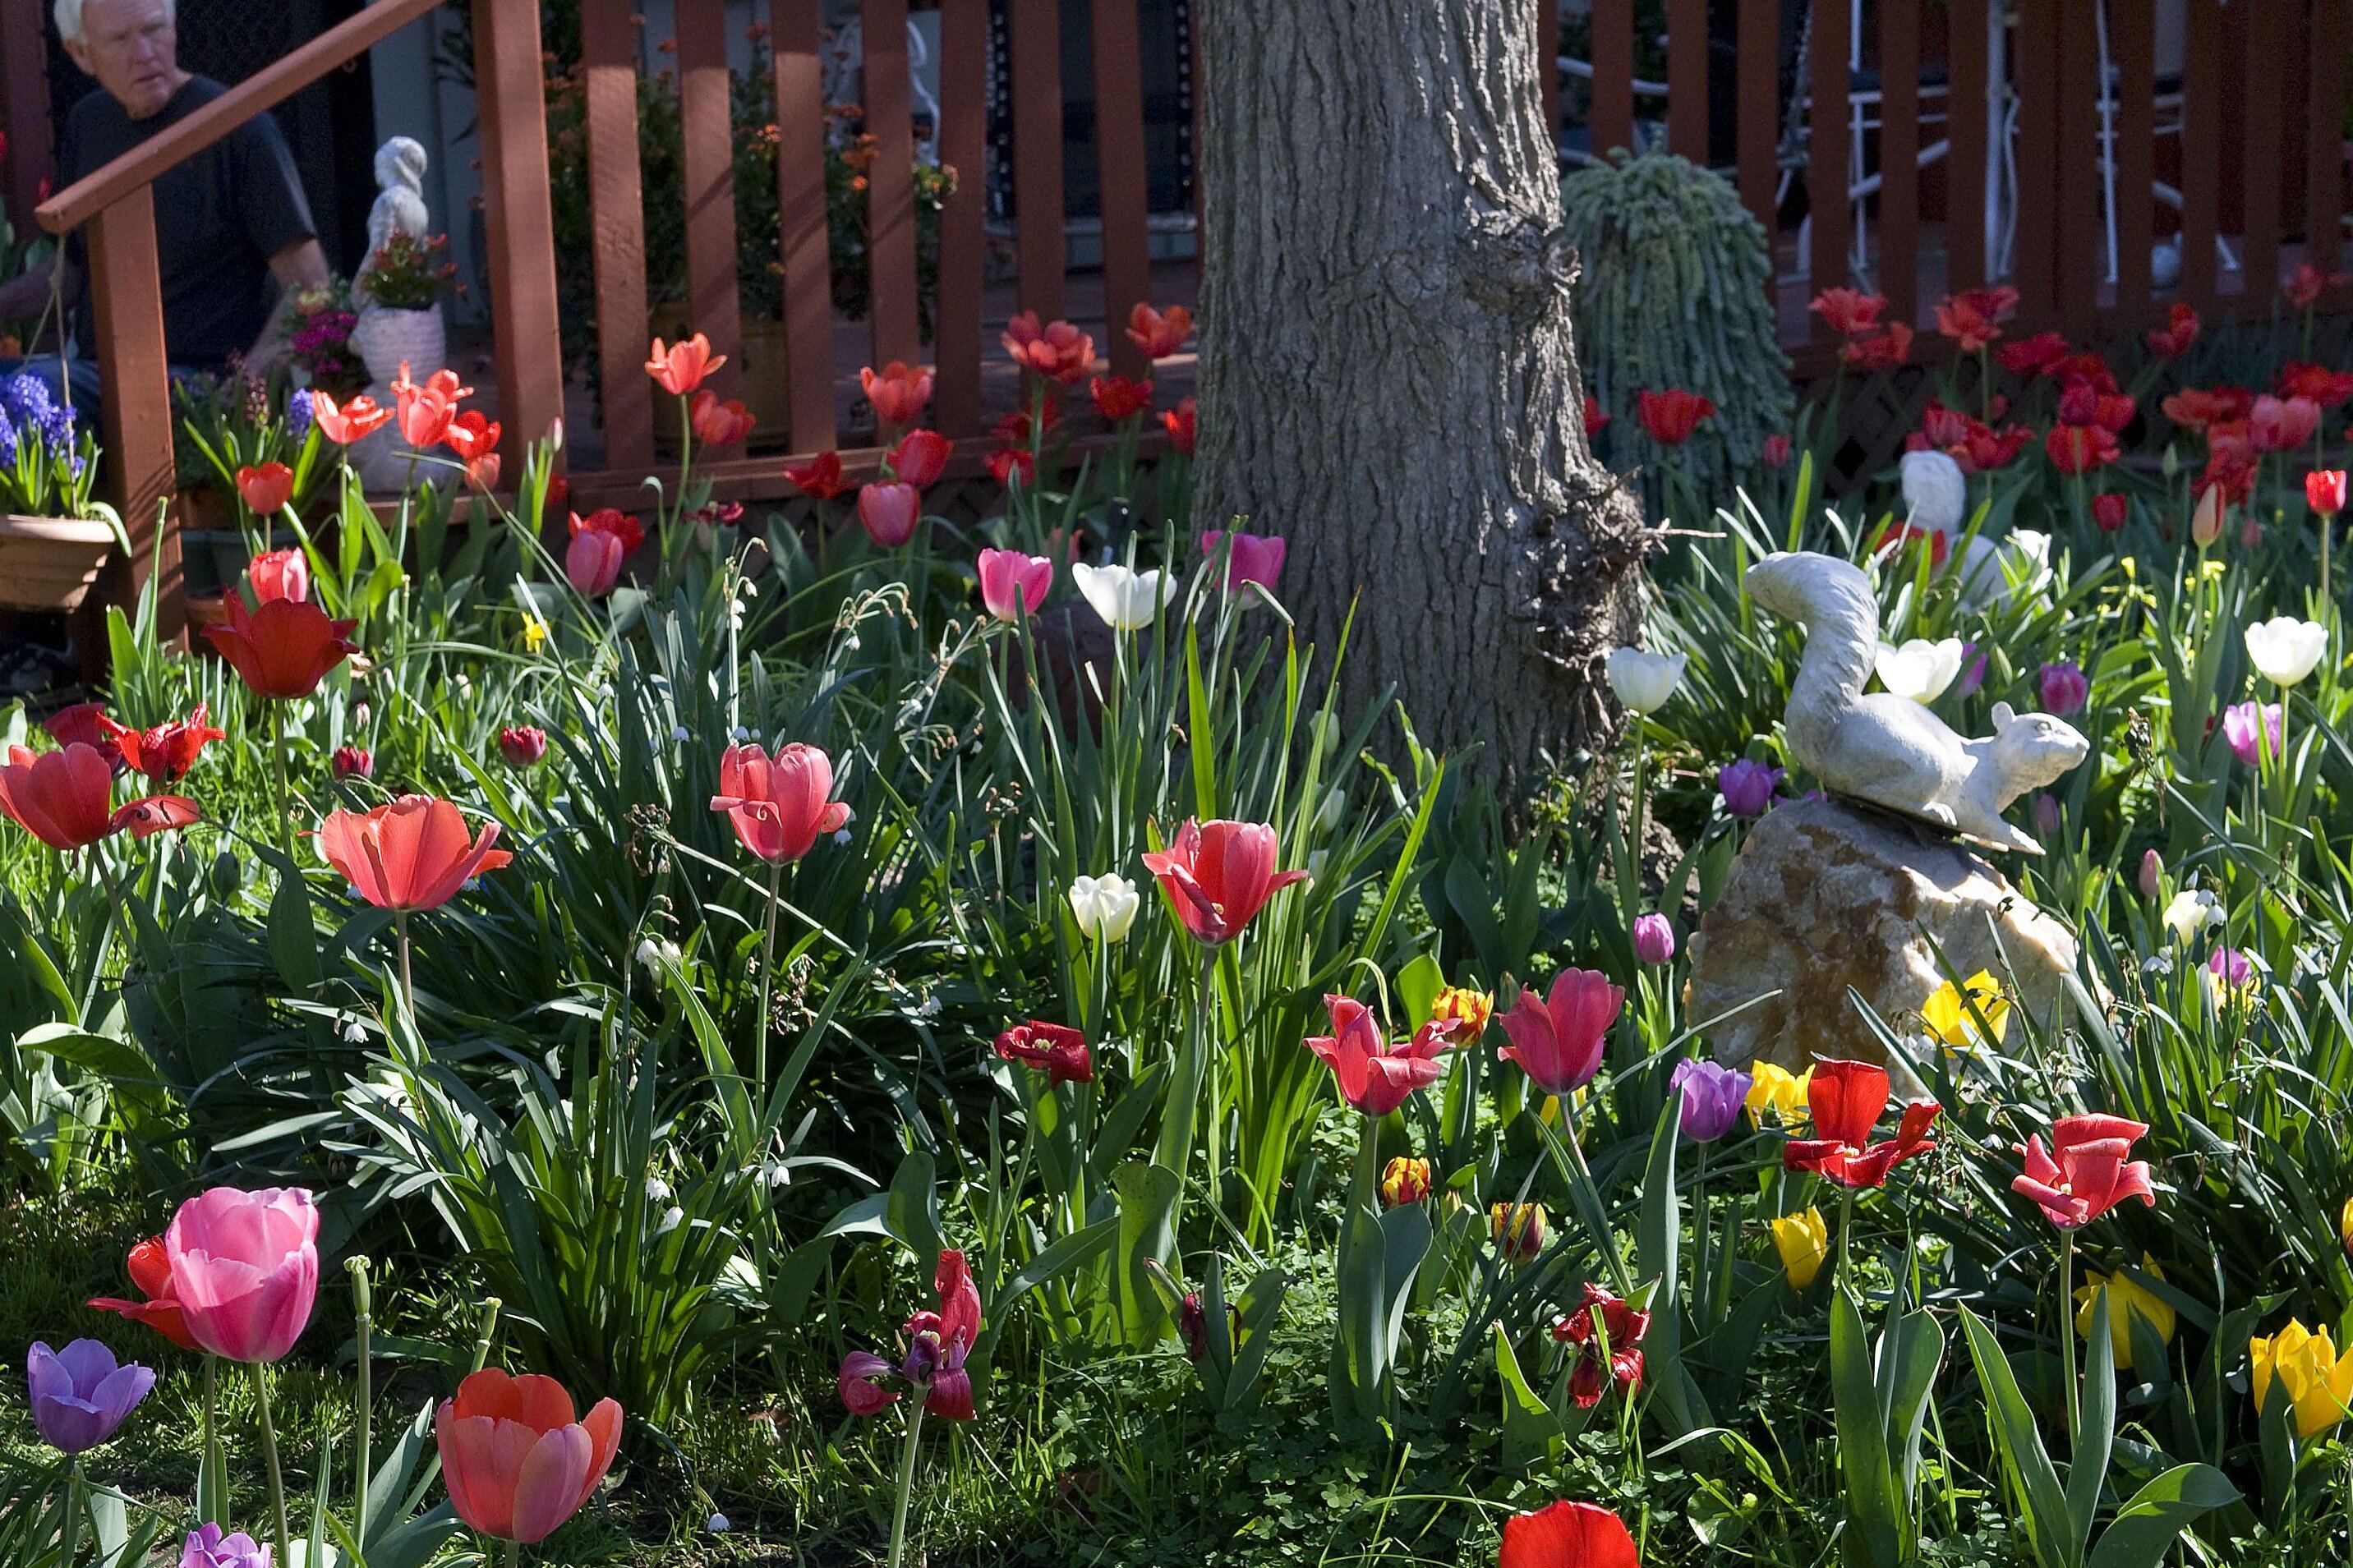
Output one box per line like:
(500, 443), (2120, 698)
(242, 238), (332, 373)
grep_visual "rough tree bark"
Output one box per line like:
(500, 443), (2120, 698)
(1193, 0), (1649, 798)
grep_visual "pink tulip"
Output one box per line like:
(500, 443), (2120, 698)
(858, 482), (921, 548)
(977, 548), (1053, 621)
(161, 1187), (320, 1363)
(1140, 818), (1307, 946)
(1497, 968), (1624, 1096)
(1200, 529), (1286, 595)
(1304, 994), (1460, 1116)
(710, 741), (851, 863)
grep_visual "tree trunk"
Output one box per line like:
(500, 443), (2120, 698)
(1194, 0), (1649, 798)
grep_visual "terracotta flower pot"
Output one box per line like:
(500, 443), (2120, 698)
(0, 514), (121, 610)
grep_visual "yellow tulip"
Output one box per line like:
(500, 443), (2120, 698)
(1379, 1156), (1431, 1208)
(1747, 1061), (1812, 1129)
(2341, 1196), (2353, 1260)
(1430, 985), (1494, 1042)
(2250, 1320), (2353, 1438)
(1920, 970), (2010, 1053)
(1770, 1207), (1829, 1290)
(1490, 1202), (1546, 1265)
(2073, 1256), (2176, 1372)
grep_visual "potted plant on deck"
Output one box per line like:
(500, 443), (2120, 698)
(0, 370), (126, 613)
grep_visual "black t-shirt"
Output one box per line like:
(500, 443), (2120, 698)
(58, 76), (316, 370)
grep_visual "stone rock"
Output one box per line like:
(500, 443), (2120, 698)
(1683, 793), (2079, 1072)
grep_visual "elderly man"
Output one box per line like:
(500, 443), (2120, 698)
(0, 0), (332, 413)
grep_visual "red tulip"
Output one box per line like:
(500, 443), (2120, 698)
(246, 547), (310, 606)
(2011, 1113), (2155, 1230)
(435, 1368), (622, 1544)
(1497, 968), (1623, 1097)
(1636, 389), (1714, 445)
(976, 547), (1053, 621)
(1499, 1501), (1641, 1568)
(840, 1250), (983, 1422)
(1140, 817), (1307, 945)
(99, 704), (223, 786)
(1809, 287), (1886, 336)
(1161, 395), (1196, 456)
(1126, 301), (1192, 360)
(2249, 393), (2322, 453)
(785, 450), (850, 500)
(1551, 1282), (1650, 1407)
(859, 360), (935, 425)
(2145, 300), (2200, 358)
(987, 446), (1036, 489)
(1840, 322), (1914, 371)
(2161, 386), (2253, 433)
(1199, 529), (1285, 593)
(0, 743), (198, 849)
(688, 389), (754, 447)
(1304, 993), (1460, 1116)
(2309, 470), (2347, 517)
(1002, 310), (1095, 384)
(1583, 394), (1610, 439)
(1762, 433), (1793, 468)
(497, 725), (548, 769)
(1783, 1059), (1939, 1188)
(204, 595), (357, 700)
(1934, 286), (2017, 352)
(887, 428), (950, 490)
(565, 508), (642, 598)
(467, 453), (501, 490)
(2044, 423), (2119, 476)
(43, 703), (121, 770)
(994, 1019), (1094, 1085)
(2093, 493), (2127, 533)
(646, 333), (723, 397)
(1961, 422), (2033, 471)
(318, 796), (513, 913)
(86, 1236), (196, 1352)
(237, 462), (293, 516)
(2284, 261), (2351, 310)
(310, 390), (394, 445)
(1089, 373), (1155, 423)
(857, 481), (921, 547)
(331, 744), (374, 780)
(390, 362), (472, 449)
(1996, 331), (2071, 378)
(711, 741), (850, 863)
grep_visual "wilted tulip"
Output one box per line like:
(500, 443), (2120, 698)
(99, 705), (223, 787)
(1550, 1282), (1649, 1406)
(27, 1340), (154, 1453)
(839, 1250), (984, 1420)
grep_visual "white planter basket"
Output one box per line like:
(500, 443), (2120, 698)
(347, 305), (449, 492)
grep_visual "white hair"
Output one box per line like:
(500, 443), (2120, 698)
(55, 0), (177, 45)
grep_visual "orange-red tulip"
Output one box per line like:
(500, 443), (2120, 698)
(390, 363), (472, 449)
(1162, 395), (1196, 455)
(310, 389), (393, 445)
(441, 410), (500, 463)
(204, 595), (357, 701)
(99, 704), (223, 786)
(1125, 301), (1192, 360)
(1089, 374), (1154, 423)
(435, 1368), (622, 1544)
(689, 390), (755, 447)
(87, 1236), (196, 1351)
(318, 795), (513, 913)
(237, 462), (293, 516)
(710, 741), (850, 863)
(1783, 1059), (1939, 1189)
(0, 743), (198, 850)
(1637, 388), (1714, 445)
(785, 450), (849, 499)
(1002, 311), (1095, 384)
(646, 333), (723, 397)
(859, 361), (934, 425)
(1499, 1501), (1640, 1568)
(2310, 470), (2348, 517)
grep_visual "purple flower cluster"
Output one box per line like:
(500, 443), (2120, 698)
(291, 310), (357, 384)
(287, 388), (315, 442)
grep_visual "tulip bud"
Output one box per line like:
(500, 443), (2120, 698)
(331, 744), (374, 780)
(2138, 848), (2163, 899)
(2190, 484), (2224, 546)
(1632, 912), (1676, 965)
(2161, 443), (2180, 480)
(2032, 792), (2061, 841)
(2240, 513), (2263, 551)
(1379, 1156), (1431, 1208)
(2341, 1196), (2353, 1260)
(497, 725), (549, 769)
(1490, 1201), (1546, 1265)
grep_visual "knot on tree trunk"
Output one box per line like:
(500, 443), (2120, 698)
(1457, 205), (1577, 316)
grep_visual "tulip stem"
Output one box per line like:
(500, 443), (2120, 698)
(351, 1257), (374, 1548)
(267, 701), (295, 862)
(253, 1361), (291, 1557)
(56, 1457), (81, 1567)
(754, 855), (784, 1097)
(505, 1541), (522, 1568)
(394, 912), (414, 1022)
(201, 1356), (223, 1520)
(2059, 1230), (2079, 1454)
(886, 1397), (928, 1568)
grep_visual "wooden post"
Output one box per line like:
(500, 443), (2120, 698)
(1666, 0), (1707, 162)
(1591, 0), (1634, 158)
(1947, 0), (1989, 292)
(89, 190), (179, 640)
(1010, 0), (1067, 320)
(1879, 0), (1920, 328)
(474, 0), (566, 458)
(1090, 0), (1153, 379)
(582, 0), (653, 476)
(863, 0), (923, 371)
(933, 0), (989, 438)
(1806, 0), (1850, 320)
(677, 1), (744, 402)
(774, 0), (839, 451)
(0, 3), (53, 240)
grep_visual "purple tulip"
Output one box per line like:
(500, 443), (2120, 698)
(2038, 661), (2088, 716)
(2223, 700), (2283, 767)
(1719, 759), (1784, 819)
(1953, 641), (1987, 699)
(1670, 1058), (1752, 1143)
(181, 1524), (274, 1568)
(26, 1339), (154, 1454)
(2032, 792), (2061, 841)
(1632, 913), (1676, 965)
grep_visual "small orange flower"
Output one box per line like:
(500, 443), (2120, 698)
(646, 333), (725, 397)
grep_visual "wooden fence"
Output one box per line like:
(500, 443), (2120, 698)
(2, 0), (2351, 633)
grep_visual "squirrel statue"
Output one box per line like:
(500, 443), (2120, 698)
(1745, 550), (2089, 853)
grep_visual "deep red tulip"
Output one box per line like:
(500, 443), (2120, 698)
(237, 462), (293, 516)
(888, 428), (950, 490)
(857, 481), (922, 547)
(1552, 1282), (1650, 1407)
(311, 390), (394, 444)
(976, 547), (1053, 621)
(1996, 331), (2070, 378)
(689, 390), (754, 447)
(331, 744), (374, 781)
(0, 743), (198, 850)
(1304, 994), (1459, 1116)
(44, 702), (122, 770)
(1840, 322), (1914, 371)
(87, 1236), (196, 1351)
(2012, 1113), (2155, 1230)
(2309, 470), (2347, 517)
(204, 595), (357, 700)
(390, 363), (472, 449)
(497, 725), (548, 769)
(318, 796), (513, 913)
(100, 704), (223, 785)
(1161, 395), (1196, 456)
(1497, 968), (1623, 1097)
(1140, 817), (1307, 945)
(1126, 301), (1192, 360)
(994, 1020), (1094, 1085)
(2145, 300), (2199, 358)
(987, 446), (1036, 488)
(1499, 1501), (1641, 1568)
(2277, 362), (2353, 409)
(247, 547), (310, 606)
(646, 333), (723, 397)
(1934, 286), (2017, 352)
(1089, 373), (1155, 423)
(711, 741), (850, 863)
(1583, 394), (1610, 439)
(1637, 388), (1714, 445)
(1762, 432), (1793, 467)
(785, 450), (850, 500)
(1809, 287), (1886, 336)
(2045, 423), (2119, 476)
(435, 1369), (623, 1544)
(1002, 310), (1095, 384)
(2093, 493), (2127, 532)
(859, 361), (934, 425)
(1783, 1059), (1939, 1188)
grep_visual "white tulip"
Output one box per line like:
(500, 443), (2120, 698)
(2162, 888), (2223, 947)
(1605, 647), (1687, 714)
(1073, 562), (1177, 630)
(2245, 616), (2328, 687)
(1068, 872), (1140, 943)
(1875, 637), (1965, 704)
